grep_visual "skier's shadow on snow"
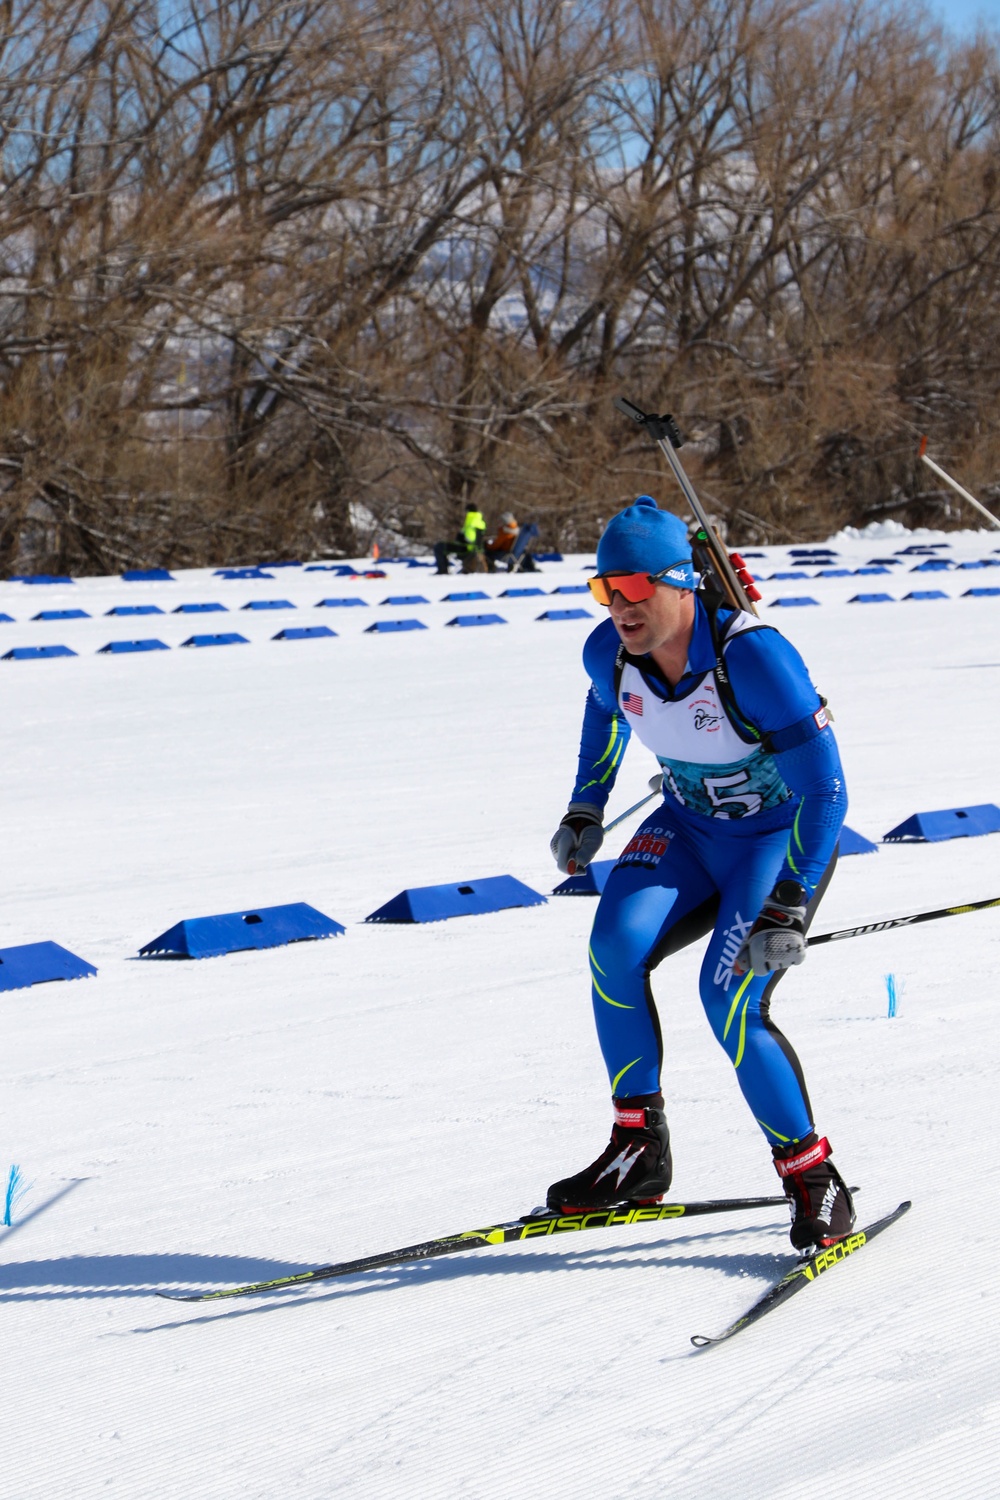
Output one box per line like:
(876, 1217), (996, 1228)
(0, 1252), (319, 1302)
(113, 1222), (792, 1334)
(0, 1223), (783, 1306)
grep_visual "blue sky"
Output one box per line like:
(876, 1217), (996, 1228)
(927, 0), (1000, 31)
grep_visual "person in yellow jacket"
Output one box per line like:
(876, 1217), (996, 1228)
(463, 508), (487, 550)
(434, 507), (488, 574)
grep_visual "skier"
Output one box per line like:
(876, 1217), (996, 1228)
(548, 496), (854, 1251)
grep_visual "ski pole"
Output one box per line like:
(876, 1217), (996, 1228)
(604, 773), (663, 834)
(918, 437), (1000, 531)
(566, 775), (664, 875)
(808, 893), (1000, 947)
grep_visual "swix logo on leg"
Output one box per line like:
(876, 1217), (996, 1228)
(714, 913), (753, 992)
(594, 1143), (644, 1190)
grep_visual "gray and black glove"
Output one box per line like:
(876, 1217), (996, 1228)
(550, 802), (605, 875)
(734, 880), (808, 975)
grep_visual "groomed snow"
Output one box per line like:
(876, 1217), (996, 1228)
(1, 531), (998, 1498)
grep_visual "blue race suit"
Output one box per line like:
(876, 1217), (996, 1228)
(572, 598), (847, 1148)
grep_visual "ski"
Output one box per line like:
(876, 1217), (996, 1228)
(158, 1193), (791, 1303)
(690, 1199), (911, 1349)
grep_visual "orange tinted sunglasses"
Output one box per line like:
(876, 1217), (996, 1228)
(587, 567), (675, 606)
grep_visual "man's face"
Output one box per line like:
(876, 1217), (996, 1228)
(608, 580), (693, 655)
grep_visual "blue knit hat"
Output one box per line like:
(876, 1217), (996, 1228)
(596, 496), (695, 589)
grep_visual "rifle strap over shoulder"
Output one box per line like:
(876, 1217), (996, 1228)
(612, 642), (627, 705)
(701, 589), (776, 752)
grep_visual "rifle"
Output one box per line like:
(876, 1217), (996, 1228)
(613, 397), (760, 615)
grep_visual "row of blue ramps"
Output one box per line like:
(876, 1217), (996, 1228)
(769, 588), (1000, 607)
(1, 612), (596, 658)
(0, 586), (593, 623)
(3, 557), (567, 584)
(8, 588), (1000, 653)
(5, 572), (998, 625)
(6, 803), (997, 993)
(5, 545), (994, 588)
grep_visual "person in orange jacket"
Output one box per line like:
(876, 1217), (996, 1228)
(486, 512), (519, 572)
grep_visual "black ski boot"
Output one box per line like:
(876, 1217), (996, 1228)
(547, 1095), (672, 1213)
(774, 1134), (855, 1251)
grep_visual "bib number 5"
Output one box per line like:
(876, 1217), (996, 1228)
(703, 770), (762, 819)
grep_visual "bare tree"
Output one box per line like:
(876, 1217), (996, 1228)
(1, 0), (998, 574)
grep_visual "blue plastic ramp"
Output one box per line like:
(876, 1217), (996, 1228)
(98, 639), (170, 655)
(0, 941), (96, 991)
(365, 620), (427, 633)
(366, 876), (546, 924)
(273, 626), (337, 641)
(883, 804), (1000, 843)
(446, 614), (506, 627)
(139, 902), (345, 959)
(180, 633), (248, 648)
(552, 860), (616, 895)
(3, 645), (76, 660)
(839, 826), (879, 856)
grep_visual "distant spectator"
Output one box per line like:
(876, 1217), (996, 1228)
(483, 511), (539, 572)
(433, 507), (487, 574)
(485, 511), (519, 571)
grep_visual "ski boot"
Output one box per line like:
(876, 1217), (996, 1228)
(547, 1095), (672, 1213)
(774, 1134), (855, 1252)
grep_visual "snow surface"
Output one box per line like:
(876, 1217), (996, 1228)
(1, 534), (998, 1498)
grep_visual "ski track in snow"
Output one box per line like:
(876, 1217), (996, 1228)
(0, 531), (997, 1497)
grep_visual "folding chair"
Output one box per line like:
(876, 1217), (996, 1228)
(506, 523), (540, 573)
